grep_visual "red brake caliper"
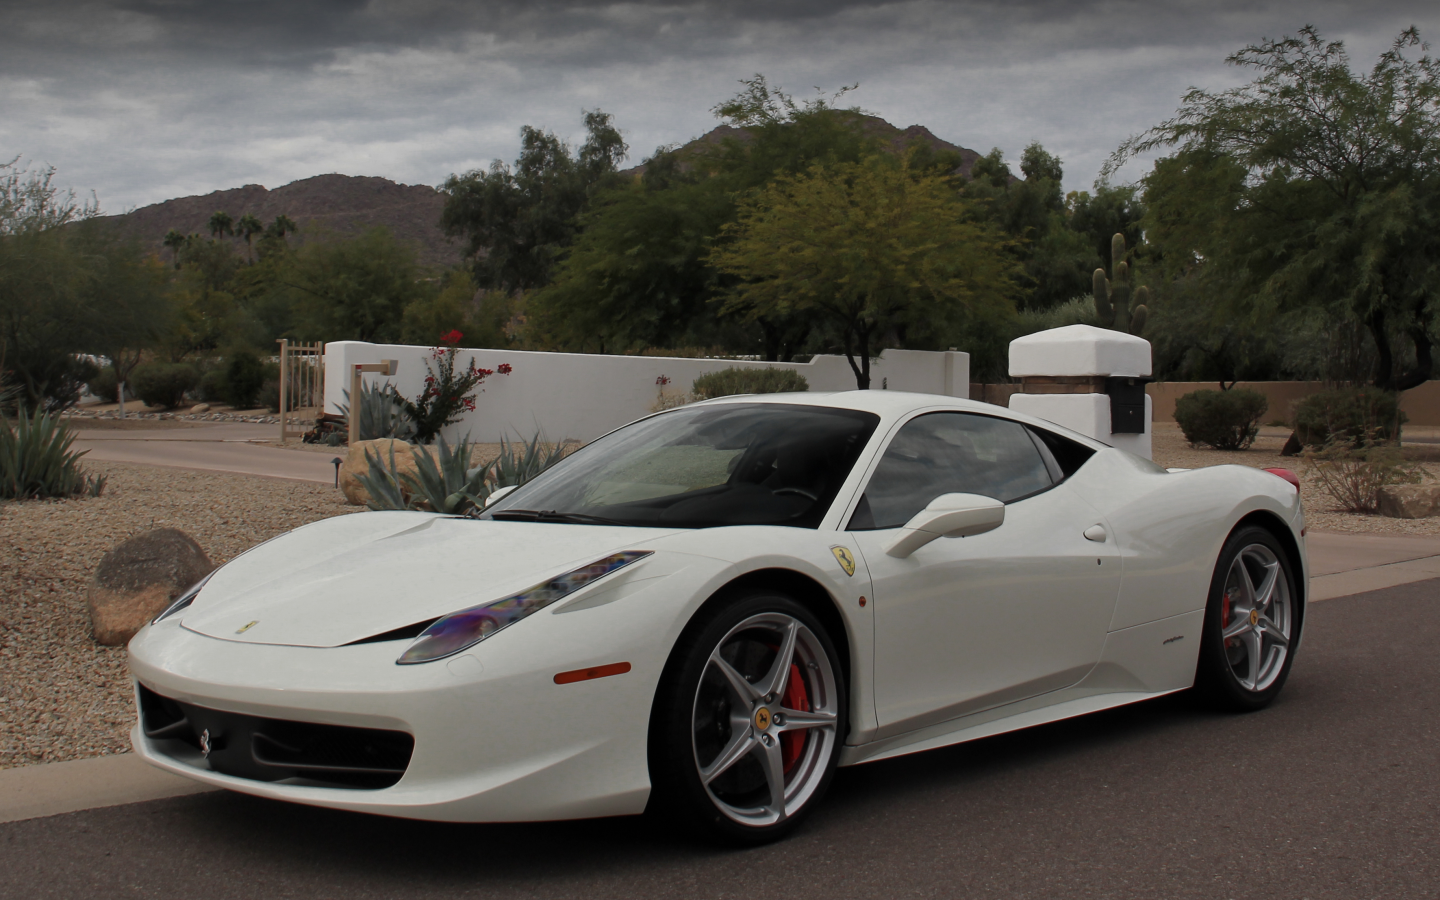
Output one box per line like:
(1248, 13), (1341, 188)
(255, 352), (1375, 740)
(780, 663), (809, 773)
(1221, 590), (1233, 648)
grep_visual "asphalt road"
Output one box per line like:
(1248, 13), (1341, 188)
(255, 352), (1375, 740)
(3, 580), (1437, 900)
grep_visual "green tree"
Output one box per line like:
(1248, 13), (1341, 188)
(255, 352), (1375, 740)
(0, 160), (102, 410)
(208, 210), (234, 240)
(285, 227), (425, 342)
(81, 231), (175, 416)
(709, 156), (1019, 388)
(441, 110), (628, 294)
(1112, 25), (1440, 391)
(163, 228), (185, 269)
(236, 213), (264, 263)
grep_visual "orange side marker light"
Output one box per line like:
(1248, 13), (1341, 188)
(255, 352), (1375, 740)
(554, 662), (632, 685)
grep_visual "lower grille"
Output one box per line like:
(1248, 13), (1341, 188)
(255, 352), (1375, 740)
(138, 684), (414, 789)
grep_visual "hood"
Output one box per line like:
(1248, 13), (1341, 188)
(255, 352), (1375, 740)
(181, 512), (679, 648)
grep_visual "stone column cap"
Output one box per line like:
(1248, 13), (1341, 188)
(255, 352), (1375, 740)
(1009, 324), (1152, 378)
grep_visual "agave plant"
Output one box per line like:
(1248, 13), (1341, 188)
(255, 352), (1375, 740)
(402, 433), (491, 515)
(0, 407), (107, 500)
(355, 443), (411, 512)
(489, 432), (571, 491)
(339, 382), (416, 442)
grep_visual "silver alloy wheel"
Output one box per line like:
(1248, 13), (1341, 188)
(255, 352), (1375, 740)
(690, 612), (839, 828)
(1221, 543), (1293, 692)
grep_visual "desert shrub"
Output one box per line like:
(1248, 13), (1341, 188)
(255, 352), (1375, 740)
(341, 382), (417, 442)
(224, 351), (267, 409)
(1173, 388), (1268, 450)
(198, 367), (228, 403)
(130, 363), (199, 409)
(403, 434), (491, 514)
(1304, 439), (1421, 512)
(260, 380), (281, 413)
(691, 367), (810, 400)
(1294, 387), (1405, 448)
(86, 367), (135, 404)
(0, 407), (106, 500)
(488, 432), (571, 490)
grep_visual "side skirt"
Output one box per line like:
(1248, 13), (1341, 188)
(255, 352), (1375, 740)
(840, 609), (1204, 767)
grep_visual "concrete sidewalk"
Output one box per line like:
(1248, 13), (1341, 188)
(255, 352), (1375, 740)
(73, 423), (340, 484)
(1306, 531), (1440, 600)
(2, 529), (1436, 827)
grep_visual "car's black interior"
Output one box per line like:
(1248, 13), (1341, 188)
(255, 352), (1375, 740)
(589, 406), (880, 528)
(848, 413), (1096, 530)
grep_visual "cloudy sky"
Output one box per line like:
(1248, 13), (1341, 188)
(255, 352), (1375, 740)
(4, 0), (1438, 213)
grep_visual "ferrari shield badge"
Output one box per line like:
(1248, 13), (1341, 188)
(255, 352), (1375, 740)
(830, 546), (856, 577)
(235, 620), (259, 635)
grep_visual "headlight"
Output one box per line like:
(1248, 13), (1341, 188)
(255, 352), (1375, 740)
(151, 570), (217, 625)
(396, 551), (652, 665)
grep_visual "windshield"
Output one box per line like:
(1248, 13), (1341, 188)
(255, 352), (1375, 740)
(483, 403), (880, 528)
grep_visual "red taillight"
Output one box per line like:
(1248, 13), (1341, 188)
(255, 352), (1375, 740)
(1264, 467), (1300, 493)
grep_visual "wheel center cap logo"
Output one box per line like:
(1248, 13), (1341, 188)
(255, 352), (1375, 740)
(1249, 609), (1260, 626)
(754, 708), (772, 730)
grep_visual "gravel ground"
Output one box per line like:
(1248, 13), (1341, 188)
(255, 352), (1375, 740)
(0, 462), (357, 771)
(1151, 423), (1440, 535)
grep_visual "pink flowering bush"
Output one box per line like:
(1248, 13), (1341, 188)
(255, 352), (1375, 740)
(400, 331), (511, 444)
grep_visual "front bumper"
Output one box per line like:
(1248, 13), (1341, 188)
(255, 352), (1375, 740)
(128, 613), (664, 822)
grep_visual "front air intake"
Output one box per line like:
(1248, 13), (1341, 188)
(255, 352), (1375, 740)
(138, 684), (413, 789)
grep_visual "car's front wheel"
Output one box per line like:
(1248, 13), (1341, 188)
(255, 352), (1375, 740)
(1194, 525), (1302, 711)
(648, 591), (846, 843)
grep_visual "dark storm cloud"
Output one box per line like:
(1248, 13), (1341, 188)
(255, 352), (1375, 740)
(3, 0), (1439, 211)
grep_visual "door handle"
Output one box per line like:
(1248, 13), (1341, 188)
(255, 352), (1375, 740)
(1083, 524), (1107, 542)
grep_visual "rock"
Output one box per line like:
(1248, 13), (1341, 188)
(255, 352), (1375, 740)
(1280, 431), (1303, 457)
(1377, 484), (1440, 519)
(190, 403), (210, 413)
(340, 439), (420, 506)
(87, 529), (216, 646)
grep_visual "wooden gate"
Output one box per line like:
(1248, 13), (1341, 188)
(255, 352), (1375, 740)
(277, 340), (325, 442)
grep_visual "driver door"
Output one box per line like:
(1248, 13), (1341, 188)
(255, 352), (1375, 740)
(847, 412), (1121, 738)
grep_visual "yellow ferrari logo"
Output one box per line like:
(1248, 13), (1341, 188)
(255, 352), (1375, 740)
(754, 708), (772, 730)
(235, 620), (259, 634)
(1249, 609), (1259, 626)
(831, 546), (856, 577)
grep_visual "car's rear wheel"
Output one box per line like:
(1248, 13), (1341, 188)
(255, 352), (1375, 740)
(648, 591), (845, 844)
(1194, 525), (1302, 711)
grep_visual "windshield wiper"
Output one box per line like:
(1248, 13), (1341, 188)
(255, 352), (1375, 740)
(488, 509), (632, 526)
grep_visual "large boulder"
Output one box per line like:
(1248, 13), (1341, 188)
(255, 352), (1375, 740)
(88, 529), (215, 646)
(339, 439), (420, 506)
(1377, 484), (1440, 519)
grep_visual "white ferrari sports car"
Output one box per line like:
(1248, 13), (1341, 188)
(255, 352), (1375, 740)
(129, 391), (1306, 842)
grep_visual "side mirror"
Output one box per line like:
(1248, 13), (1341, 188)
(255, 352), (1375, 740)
(484, 484), (519, 508)
(885, 492), (1004, 558)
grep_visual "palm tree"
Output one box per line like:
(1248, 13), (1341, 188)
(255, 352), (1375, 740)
(236, 213), (263, 263)
(162, 229), (186, 269)
(208, 210), (234, 240)
(269, 214), (297, 240)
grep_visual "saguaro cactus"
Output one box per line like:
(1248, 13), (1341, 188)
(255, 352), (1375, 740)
(1093, 233), (1149, 335)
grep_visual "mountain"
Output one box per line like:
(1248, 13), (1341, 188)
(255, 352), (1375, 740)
(103, 174), (461, 268)
(620, 114), (989, 179)
(105, 116), (988, 268)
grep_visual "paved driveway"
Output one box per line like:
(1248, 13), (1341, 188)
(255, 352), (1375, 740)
(2, 577), (1437, 899)
(71, 423), (339, 484)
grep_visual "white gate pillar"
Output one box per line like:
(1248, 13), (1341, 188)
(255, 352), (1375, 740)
(1007, 324), (1153, 460)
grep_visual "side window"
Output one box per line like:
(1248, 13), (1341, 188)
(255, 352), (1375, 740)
(1027, 426), (1095, 478)
(848, 413), (1054, 530)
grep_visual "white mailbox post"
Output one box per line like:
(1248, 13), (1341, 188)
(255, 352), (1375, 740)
(1007, 324), (1153, 460)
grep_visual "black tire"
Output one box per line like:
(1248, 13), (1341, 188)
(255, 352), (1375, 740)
(647, 590), (847, 844)
(1194, 525), (1303, 711)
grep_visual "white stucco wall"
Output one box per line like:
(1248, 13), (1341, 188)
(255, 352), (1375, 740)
(324, 343), (970, 443)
